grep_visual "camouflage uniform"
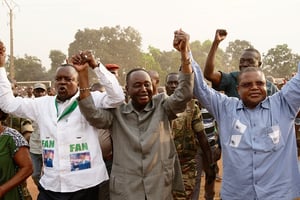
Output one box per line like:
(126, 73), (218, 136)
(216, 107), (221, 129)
(172, 99), (204, 200)
(193, 107), (221, 200)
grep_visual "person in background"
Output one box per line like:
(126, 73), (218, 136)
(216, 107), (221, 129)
(73, 32), (194, 199)
(24, 86), (34, 99)
(0, 108), (33, 200)
(105, 63), (129, 102)
(105, 63), (120, 78)
(29, 83), (47, 187)
(204, 29), (278, 97)
(157, 86), (166, 94)
(21, 119), (34, 143)
(165, 72), (215, 200)
(46, 86), (56, 96)
(0, 42), (124, 200)
(91, 82), (105, 93)
(175, 30), (300, 199)
(20, 119), (34, 200)
(148, 70), (160, 95)
(194, 106), (221, 200)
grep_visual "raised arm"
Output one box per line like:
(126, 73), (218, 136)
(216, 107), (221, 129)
(0, 42), (35, 120)
(71, 51), (113, 129)
(191, 106), (216, 183)
(204, 29), (227, 87)
(160, 29), (194, 116)
(173, 29), (193, 74)
(72, 50), (124, 108)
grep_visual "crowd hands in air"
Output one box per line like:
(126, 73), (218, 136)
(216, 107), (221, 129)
(0, 28), (299, 200)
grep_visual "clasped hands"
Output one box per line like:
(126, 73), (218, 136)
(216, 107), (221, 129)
(69, 50), (98, 73)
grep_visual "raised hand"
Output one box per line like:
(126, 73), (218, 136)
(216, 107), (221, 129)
(214, 29), (227, 43)
(70, 51), (90, 73)
(173, 29), (190, 53)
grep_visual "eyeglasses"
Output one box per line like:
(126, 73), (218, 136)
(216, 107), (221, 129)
(239, 81), (265, 89)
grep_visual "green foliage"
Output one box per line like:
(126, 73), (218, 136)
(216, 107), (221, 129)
(14, 55), (47, 81)
(68, 25), (143, 85)
(49, 50), (66, 72)
(47, 50), (67, 83)
(262, 44), (300, 78)
(5, 25), (300, 87)
(152, 49), (180, 84)
(225, 40), (253, 71)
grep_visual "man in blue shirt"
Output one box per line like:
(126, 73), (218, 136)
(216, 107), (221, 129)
(174, 30), (300, 200)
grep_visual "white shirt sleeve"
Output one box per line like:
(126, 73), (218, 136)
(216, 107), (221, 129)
(92, 63), (124, 108)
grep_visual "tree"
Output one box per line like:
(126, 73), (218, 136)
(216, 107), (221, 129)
(157, 50), (180, 84)
(14, 55), (47, 81)
(190, 40), (227, 73)
(146, 46), (179, 84)
(143, 47), (162, 72)
(190, 40), (205, 68)
(262, 44), (300, 78)
(225, 40), (253, 71)
(47, 50), (67, 82)
(68, 25), (144, 85)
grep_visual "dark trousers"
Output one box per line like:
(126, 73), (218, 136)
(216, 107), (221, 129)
(98, 158), (113, 200)
(37, 184), (99, 200)
(193, 145), (221, 200)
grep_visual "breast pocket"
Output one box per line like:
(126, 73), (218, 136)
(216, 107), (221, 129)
(227, 119), (247, 149)
(263, 125), (285, 152)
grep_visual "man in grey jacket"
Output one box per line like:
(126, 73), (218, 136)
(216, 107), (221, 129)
(72, 31), (194, 200)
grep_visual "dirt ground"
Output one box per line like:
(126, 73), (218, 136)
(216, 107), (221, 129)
(26, 159), (223, 200)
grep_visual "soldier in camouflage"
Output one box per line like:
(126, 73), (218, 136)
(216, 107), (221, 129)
(193, 107), (221, 200)
(165, 72), (216, 200)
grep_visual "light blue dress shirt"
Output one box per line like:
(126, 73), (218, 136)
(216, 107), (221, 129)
(191, 54), (300, 200)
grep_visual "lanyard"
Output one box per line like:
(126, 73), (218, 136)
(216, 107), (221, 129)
(55, 99), (78, 122)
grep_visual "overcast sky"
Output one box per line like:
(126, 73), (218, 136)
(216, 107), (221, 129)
(0, 0), (299, 69)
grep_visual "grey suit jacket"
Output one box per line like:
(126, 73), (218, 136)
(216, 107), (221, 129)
(79, 72), (193, 200)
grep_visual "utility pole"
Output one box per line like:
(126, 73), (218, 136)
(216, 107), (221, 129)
(3, 0), (17, 81)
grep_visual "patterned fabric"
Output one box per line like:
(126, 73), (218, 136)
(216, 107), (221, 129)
(201, 108), (218, 145)
(20, 181), (32, 200)
(0, 127), (29, 200)
(172, 99), (204, 199)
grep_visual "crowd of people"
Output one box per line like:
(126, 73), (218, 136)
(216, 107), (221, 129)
(0, 27), (299, 200)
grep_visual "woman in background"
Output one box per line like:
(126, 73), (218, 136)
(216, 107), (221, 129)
(0, 109), (33, 200)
